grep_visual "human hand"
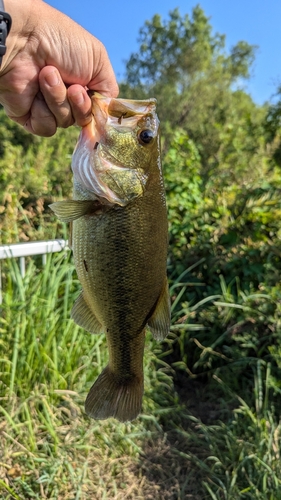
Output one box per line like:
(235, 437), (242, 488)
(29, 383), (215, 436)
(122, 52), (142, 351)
(0, 0), (119, 136)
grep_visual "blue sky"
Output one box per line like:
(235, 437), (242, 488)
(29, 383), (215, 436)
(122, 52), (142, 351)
(46, 0), (281, 105)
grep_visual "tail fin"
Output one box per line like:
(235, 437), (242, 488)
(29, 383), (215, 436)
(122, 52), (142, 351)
(85, 365), (143, 422)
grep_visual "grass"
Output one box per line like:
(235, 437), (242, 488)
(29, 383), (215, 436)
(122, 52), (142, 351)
(173, 366), (281, 499)
(0, 252), (281, 499)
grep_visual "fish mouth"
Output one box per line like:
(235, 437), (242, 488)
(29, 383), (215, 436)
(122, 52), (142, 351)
(90, 91), (157, 118)
(90, 92), (158, 132)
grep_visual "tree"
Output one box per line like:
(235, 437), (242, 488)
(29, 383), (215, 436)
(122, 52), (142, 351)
(120, 6), (261, 183)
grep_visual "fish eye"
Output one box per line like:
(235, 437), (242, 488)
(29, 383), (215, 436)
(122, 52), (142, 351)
(138, 129), (154, 145)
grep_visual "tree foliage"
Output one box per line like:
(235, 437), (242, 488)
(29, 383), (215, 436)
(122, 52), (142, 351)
(120, 6), (261, 181)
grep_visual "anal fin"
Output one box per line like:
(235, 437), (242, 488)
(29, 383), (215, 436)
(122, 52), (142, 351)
(71, 292), (103, 334)
(148, 277), (171, 340)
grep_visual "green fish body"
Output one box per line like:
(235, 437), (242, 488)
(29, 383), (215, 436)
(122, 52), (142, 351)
(51, 94), (170, 422)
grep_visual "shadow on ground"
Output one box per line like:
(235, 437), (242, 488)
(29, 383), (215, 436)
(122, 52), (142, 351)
(131, 377), (229, 499)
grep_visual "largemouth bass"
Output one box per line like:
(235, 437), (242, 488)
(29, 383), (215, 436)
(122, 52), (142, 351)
(50, 93), (170, 422)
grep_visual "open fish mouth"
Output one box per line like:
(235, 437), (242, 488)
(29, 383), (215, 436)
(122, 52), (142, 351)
(90, 93), (159, 137)
(89, 91), (157, 121)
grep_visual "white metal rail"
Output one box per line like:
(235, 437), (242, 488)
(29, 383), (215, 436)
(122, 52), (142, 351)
(0, 239), (68, 303)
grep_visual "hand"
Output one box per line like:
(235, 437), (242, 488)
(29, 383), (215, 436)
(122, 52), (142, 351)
(0, 0), (119, 136)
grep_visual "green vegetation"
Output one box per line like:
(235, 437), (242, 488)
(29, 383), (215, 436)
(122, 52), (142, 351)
(1, 5), (281, 499)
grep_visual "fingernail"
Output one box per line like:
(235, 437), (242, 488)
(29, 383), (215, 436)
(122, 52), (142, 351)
(70, 91), (84, 106)
(45, 71), (60, 87)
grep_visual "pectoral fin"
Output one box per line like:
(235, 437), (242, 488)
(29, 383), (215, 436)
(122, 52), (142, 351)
(148, 278), (171, 340)
(71, 292), (103, 334)
(49, 200), (101, 223)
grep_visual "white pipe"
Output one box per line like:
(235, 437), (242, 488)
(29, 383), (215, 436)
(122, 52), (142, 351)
(0, 239), (68, 260)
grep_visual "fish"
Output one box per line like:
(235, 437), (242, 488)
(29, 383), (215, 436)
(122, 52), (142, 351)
(50, 93), (170, 422)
